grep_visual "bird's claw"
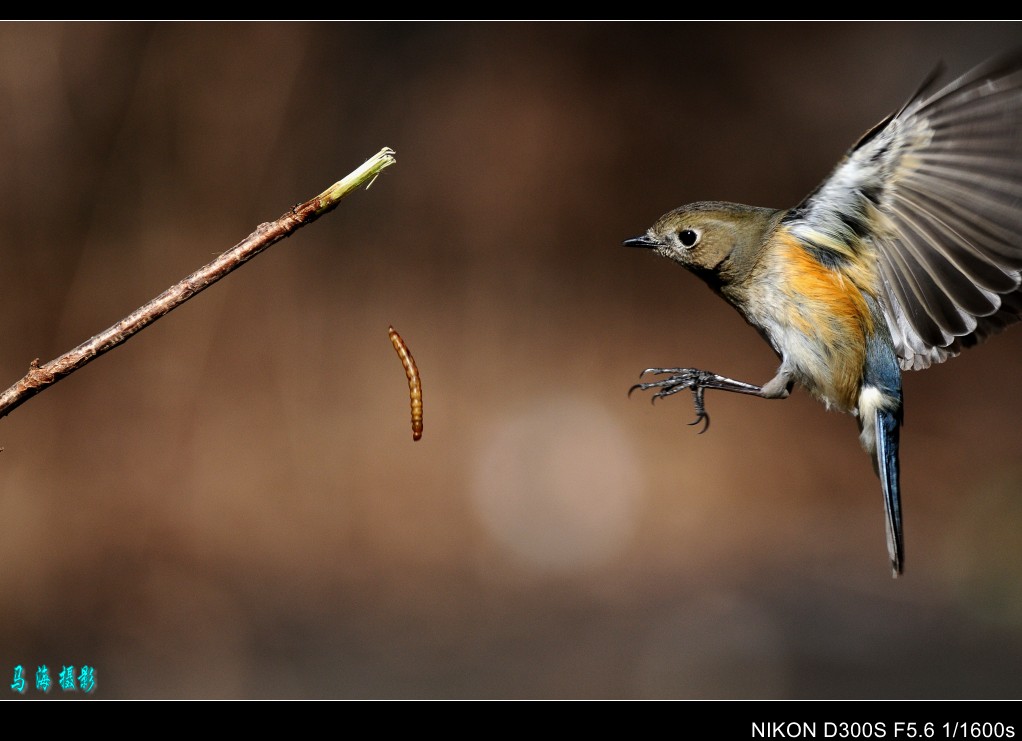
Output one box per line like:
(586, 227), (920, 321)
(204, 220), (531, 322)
(629, 368), (713, 433)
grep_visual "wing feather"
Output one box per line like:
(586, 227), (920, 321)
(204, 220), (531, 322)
(784, 49), (1022, 369)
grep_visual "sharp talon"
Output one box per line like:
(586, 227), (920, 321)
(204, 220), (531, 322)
(689, 385), (710, 433)
(628, 382), (652, 398)
(688, 412), (710, 433)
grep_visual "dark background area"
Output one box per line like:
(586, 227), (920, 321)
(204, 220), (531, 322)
(1, 22), (1021, 699)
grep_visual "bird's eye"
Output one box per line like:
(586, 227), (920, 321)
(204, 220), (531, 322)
(679, 229), (700, 248)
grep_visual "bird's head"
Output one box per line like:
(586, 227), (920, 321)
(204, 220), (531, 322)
(624, 201), (780, 282)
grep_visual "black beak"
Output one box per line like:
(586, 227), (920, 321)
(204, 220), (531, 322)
(623, 235), (659, 249)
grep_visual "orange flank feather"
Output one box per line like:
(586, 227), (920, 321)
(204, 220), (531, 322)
(769, 232), (877, 411)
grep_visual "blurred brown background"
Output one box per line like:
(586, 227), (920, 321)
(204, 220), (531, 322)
(1, 22), (1021, 699)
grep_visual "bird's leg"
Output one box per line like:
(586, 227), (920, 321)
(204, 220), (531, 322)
(629, 367), (791, 432)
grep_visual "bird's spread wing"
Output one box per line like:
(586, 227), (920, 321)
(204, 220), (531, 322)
(784, 50), (1022, 370)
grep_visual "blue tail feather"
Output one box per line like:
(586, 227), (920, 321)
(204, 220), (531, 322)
(875, 407), (903, 576)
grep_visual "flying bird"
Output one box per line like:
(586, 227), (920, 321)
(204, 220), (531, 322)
(626, 51), (1022, 576)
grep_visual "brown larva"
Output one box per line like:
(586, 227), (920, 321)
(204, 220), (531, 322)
(388, 325), (423, 441)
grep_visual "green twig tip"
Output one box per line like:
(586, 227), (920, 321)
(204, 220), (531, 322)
(315, 147), (396, 213)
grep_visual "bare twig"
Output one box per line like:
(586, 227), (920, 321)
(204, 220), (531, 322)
(0, 147), (396, 421)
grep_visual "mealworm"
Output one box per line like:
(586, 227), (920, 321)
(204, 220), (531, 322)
(388, 325), (423, 441)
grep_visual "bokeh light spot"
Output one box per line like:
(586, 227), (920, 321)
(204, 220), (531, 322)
(470, 397), (645, 574)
